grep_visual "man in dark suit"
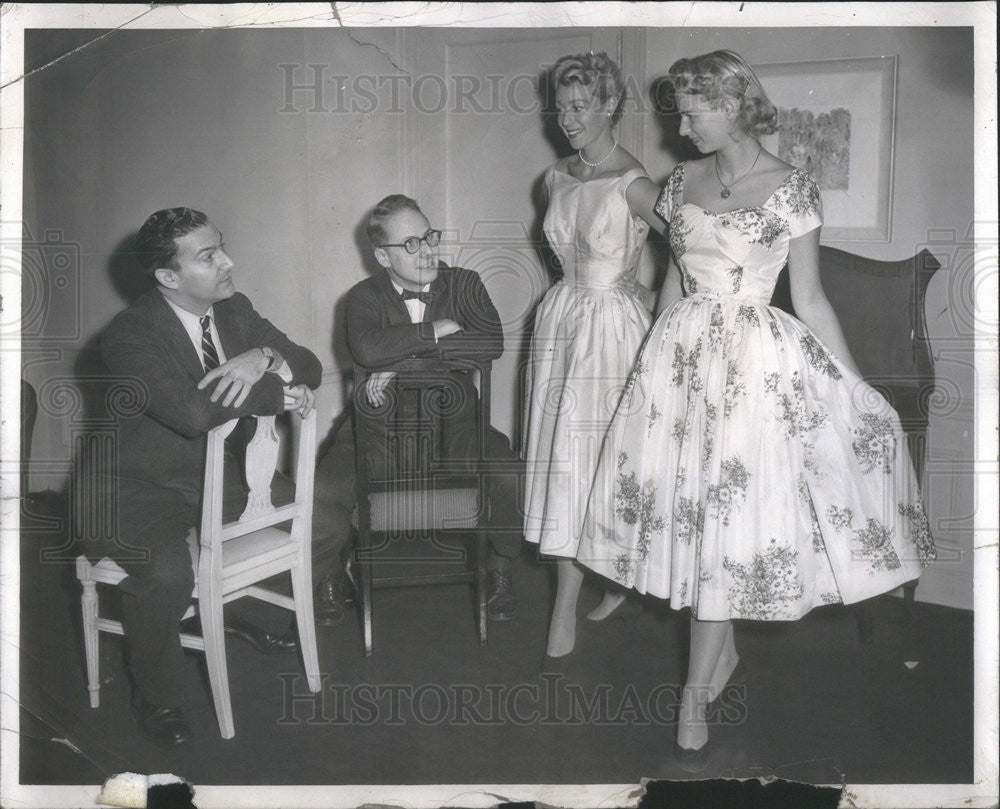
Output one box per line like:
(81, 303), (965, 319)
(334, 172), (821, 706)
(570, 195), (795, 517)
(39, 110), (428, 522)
(315, 194), (521, 622)
(89, 207), (338, 745)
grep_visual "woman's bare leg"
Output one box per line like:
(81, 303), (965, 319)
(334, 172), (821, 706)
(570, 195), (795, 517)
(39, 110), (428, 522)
(678, 616), (732, 750)
(585, 589), (626, 621)
(546, 559), (584, 657)
(706, 621), (739, 700)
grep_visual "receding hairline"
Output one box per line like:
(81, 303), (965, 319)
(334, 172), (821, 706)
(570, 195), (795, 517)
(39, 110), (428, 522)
(378, 208), (431, 243)
(366, 195), (427, 246)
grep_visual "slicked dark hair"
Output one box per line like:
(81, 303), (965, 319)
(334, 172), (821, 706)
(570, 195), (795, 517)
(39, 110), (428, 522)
(366, 194), (424, 247)
(136, 207), (209, 277)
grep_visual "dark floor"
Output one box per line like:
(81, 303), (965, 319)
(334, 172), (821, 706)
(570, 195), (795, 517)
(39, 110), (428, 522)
(15, 491), (973, 787)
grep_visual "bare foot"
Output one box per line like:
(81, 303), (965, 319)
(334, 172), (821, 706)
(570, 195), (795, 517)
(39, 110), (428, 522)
(585, 591), (626, 621)
(545, 613), (576, 658)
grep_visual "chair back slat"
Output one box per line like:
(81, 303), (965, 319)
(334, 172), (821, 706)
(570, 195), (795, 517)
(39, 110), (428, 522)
(293, 408), (316, 524)
(200, 418), (237, 551)
(240, 415), (280, 520)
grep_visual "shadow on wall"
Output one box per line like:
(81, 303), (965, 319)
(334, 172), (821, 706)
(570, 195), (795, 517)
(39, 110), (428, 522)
(108, 231), (156, 306)
(321, 210), (385, 428)
(533, 65), (570, 289)
(649, 73), (701, 176)
(21, 230), (157, 558)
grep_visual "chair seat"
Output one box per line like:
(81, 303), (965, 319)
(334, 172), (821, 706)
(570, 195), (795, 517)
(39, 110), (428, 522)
(78, 524), (297, 594)
(368, 487), (479, 532)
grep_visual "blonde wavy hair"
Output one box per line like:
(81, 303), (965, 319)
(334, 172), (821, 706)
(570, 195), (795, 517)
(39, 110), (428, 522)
(667, 50), (777, 138)
(552, 51), (626, 125)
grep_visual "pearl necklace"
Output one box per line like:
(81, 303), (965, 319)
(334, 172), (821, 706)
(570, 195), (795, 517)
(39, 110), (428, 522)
(579, 141), (617, 168)
(715, 144), (762, 198)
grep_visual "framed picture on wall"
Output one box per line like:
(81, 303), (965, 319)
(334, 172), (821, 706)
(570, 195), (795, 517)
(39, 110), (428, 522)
(754, 55), (898, 242)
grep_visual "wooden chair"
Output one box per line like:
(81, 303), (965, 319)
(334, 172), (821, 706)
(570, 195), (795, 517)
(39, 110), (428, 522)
(21, 380), (37, 500)
(771, 246), (941, 641)
(75, 411), (321, 739)
(351, 359), (490, 656)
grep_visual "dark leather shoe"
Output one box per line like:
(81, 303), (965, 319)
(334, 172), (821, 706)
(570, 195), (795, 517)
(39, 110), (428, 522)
(314, 570), (350, 627)
(486, 556), (516, 621)
(179, 615), (297, 654)
(131, 692), (190, 745)
(224, 617), (298, 655)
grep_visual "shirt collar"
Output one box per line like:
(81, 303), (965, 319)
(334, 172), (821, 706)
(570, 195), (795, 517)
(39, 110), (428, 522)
(162, 292), (216, 340)
(389, 278), (432, 297)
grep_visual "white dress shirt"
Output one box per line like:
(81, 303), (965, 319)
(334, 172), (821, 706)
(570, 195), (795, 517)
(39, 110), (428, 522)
(162, 294), (292, 381)
(389, 278), (431, 324)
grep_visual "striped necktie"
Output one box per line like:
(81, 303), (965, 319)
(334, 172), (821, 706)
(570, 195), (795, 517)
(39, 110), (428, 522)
(200, 315), (220, 371)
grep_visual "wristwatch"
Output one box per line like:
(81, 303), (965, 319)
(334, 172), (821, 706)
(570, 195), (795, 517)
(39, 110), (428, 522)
(260, 346), (279, 372)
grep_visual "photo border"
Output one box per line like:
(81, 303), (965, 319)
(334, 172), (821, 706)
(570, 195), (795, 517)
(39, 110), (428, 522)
(1, 3), (996, 808)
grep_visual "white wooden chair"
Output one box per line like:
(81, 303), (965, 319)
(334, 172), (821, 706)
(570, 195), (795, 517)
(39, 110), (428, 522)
(75, 411), (321, 739)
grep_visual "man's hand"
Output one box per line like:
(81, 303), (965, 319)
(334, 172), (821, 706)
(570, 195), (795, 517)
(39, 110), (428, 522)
(197, 348), (269, 407)
(432, 319), (463, 340)
(283, 384), (315, 418)
(364, 371), (396, 407)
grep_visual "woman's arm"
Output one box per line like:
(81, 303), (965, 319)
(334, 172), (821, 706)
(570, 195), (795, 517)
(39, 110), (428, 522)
(625, 175), (670, 310)
(656, 255), (684, 316)
(625, 176), (668, 237)
(787, 227), (863, 378)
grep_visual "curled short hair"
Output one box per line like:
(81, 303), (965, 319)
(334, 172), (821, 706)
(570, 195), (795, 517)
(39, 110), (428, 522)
(366, 194), (424, 246)
(668, 50), (777, 138)
(552, 51), (626, 125)
(136, 207), (209, 276)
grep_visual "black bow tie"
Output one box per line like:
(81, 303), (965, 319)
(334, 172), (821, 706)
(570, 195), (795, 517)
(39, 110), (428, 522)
(400, 288), (435, 304)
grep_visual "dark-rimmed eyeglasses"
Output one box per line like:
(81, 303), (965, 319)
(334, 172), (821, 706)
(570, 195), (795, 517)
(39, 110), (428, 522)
(380, 229), (441, 254)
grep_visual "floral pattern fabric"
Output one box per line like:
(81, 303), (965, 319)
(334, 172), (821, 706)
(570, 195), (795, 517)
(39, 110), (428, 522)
(577, 162), (934, 620)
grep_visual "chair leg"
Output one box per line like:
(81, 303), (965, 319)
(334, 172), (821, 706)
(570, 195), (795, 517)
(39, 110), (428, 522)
(291, 560), (321, 693)
(476, 533), (487, 647)
(80, 578), (101, 708)
(199, 592), (235, 739)
(361, 557), (373, 657)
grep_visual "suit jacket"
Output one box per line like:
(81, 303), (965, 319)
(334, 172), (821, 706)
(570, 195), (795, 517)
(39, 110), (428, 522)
(102, 289), (322, 497)
(344, 263), (503, 381)
(343, 264), (504, 478)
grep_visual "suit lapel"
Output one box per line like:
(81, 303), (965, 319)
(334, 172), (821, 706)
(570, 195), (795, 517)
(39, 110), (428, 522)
(424, 265), (450, 322)
(212, 297), (245, 362)
(378, 273), (412, 326)
(148, 291), (207, 381)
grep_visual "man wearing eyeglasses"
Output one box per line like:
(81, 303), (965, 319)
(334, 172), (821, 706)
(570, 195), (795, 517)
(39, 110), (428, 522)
(324, 193), (520, 621)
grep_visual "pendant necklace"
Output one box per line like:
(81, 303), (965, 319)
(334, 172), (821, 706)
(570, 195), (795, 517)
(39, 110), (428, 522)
(715, 144), (762, 199)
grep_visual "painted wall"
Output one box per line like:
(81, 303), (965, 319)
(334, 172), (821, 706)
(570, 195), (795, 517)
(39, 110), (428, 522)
(23, 28), (405, 480)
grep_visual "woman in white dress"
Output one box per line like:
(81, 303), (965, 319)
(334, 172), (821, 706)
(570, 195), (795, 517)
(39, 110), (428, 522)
(522, 52), (667, 661)
(577, 50), (935, 768)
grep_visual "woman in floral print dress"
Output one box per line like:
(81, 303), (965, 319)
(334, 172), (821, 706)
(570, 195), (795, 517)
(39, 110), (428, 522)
(577, 50), (935, 769)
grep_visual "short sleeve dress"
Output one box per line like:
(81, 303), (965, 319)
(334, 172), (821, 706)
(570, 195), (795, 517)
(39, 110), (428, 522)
(577, 162), (935, 620)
